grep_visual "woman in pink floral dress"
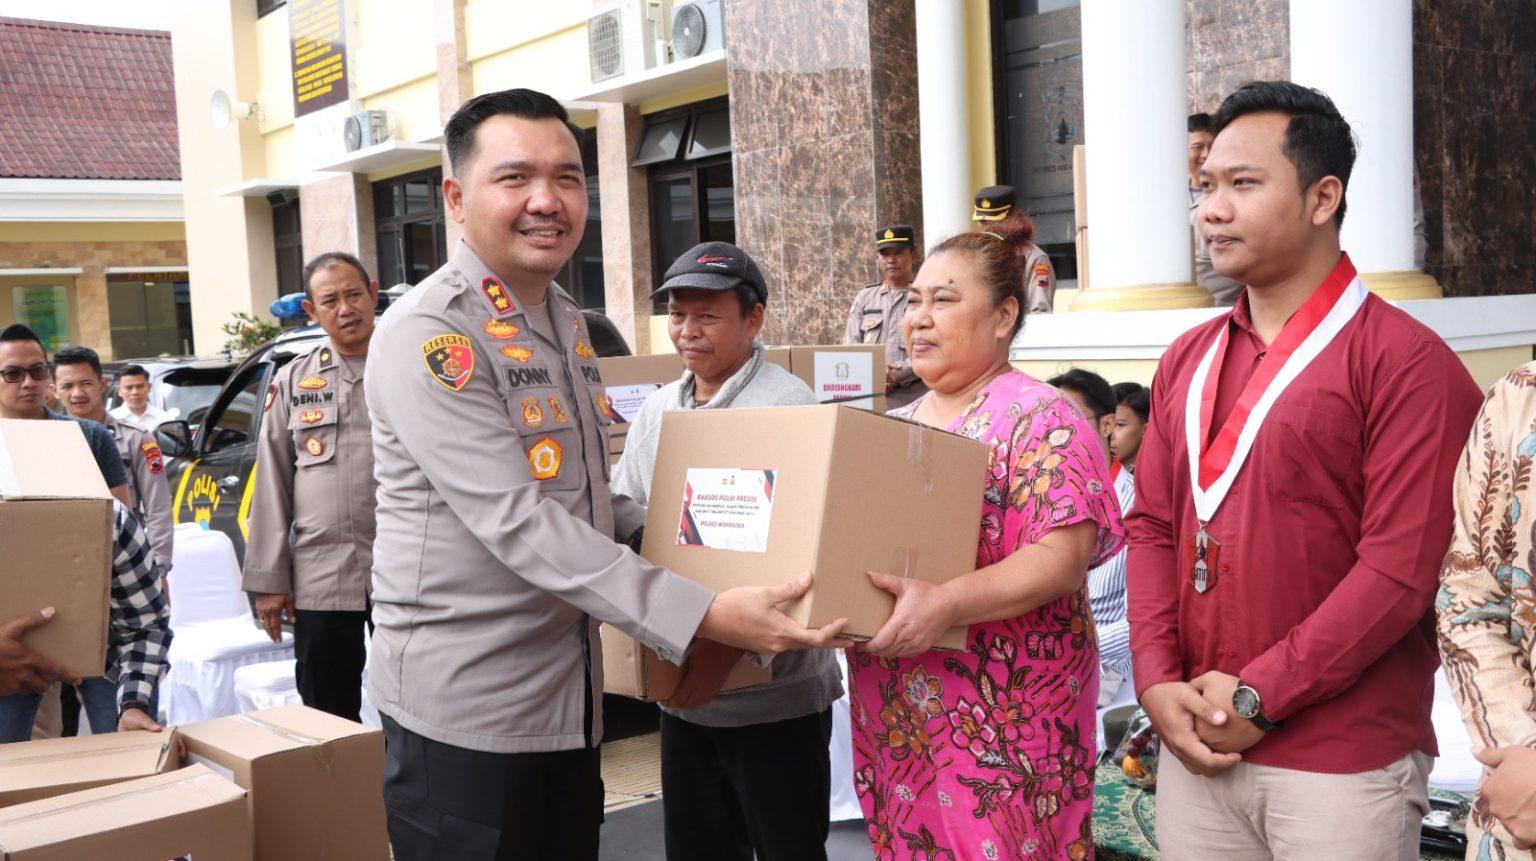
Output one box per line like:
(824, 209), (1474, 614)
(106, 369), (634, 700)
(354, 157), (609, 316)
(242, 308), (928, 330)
(849, 218), (1125, 861)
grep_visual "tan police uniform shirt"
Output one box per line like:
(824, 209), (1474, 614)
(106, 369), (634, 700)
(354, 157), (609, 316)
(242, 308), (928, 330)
(1190, 187), (1245, 306)
(843, 282), (927, 410)
(365, 241), (715, 754)
(242, 338), (376, 611)
(102, 413), (174, 572)
(1023, 244), (1057, 314)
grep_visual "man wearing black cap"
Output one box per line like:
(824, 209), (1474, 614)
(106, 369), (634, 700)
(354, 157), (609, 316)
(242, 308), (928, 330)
(612, 241), (844, 861)
(842, 224), (927, 409)
(972, 184), (1058, 313)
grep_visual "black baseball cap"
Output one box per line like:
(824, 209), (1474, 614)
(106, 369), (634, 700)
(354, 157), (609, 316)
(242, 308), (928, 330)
(652, 241), (768, 306)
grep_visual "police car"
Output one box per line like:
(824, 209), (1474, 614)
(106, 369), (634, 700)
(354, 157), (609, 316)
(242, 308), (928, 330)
(156, 310), (633, 562)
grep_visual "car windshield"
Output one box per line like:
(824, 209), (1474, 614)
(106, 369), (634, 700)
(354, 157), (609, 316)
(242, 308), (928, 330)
(158, 367), (230, 427)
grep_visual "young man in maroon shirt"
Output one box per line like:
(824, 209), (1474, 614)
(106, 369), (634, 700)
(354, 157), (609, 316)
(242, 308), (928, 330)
(1126, 81), (1484, 860)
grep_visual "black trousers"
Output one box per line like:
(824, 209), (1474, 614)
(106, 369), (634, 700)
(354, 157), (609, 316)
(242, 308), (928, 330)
(381, 714), (604, 861)
(293, 608), (370, 722)
(660, 708), (833, 861)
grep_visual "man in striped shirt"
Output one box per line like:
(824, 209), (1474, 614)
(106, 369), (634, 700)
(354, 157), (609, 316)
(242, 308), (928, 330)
(1049, 369), (1134, 704)
(0, 501), (172, 741)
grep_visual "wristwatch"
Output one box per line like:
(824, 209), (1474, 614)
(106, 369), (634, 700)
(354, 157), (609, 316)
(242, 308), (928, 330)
(1233, 681), (1281, 731)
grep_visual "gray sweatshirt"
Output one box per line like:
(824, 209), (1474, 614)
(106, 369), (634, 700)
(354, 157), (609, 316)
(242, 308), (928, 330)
(611, 344), (845, 727)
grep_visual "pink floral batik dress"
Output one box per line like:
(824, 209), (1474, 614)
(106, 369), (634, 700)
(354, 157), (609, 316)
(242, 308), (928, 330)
(848, 369), (1125, 861)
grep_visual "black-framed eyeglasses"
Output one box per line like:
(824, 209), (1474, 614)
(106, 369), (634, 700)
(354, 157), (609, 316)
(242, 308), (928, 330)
(0, 364), (49, 384)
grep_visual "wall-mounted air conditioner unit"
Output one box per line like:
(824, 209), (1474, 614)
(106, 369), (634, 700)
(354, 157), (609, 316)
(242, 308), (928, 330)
(588, 0), (673, 84)
(343, 110), (390, 152)
(671, 0), (724, 60)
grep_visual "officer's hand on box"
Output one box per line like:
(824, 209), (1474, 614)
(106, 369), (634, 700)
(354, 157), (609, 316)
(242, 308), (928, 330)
(696, 572), (851, 657)
(255, 593), (296, 644)
(0, 608), (78, 696)
(117, 704), (164, 733)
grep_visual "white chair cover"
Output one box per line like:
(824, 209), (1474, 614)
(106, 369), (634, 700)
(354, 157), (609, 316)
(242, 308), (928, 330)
(1430, 668), (1480, 794)
(829, 652), (863, 822)
(160, 525), (293, 725)
(234, 659), (300, 713)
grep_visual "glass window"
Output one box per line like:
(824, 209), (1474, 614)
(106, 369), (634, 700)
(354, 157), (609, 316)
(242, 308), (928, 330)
(633, 116), (688, 166)
(404, 179), (432, 214)
(699, 162), (735, 243)
(271, 198), (303, 297)
(374, 168), (446, 288)
(205, 364), (264, 453)
(257, 0), (286, 18)
(685, 108), (731, 160)
(108, 280), (191, 357)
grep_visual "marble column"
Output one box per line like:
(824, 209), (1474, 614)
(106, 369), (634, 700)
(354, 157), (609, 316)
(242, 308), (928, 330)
(1291, 0), (1439, 299)
(597, 102), (654, 354)
(1073, 0), (1210, 311)
(435, 0), (471, 252)
(725, 0), (923, 345)
(915, 0), (970, 251)
(298, 172), (378, 284)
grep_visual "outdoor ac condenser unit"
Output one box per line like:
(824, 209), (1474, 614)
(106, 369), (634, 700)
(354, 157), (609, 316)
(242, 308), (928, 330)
(343, 110), (390, 152)
(588, 1), (671, 83)
(671, 0), (723, 60)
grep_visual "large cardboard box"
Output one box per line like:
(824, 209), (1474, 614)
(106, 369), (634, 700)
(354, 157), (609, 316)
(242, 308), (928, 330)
(596, 353), (685, 461)
(641, 405), (986, 649)
(177, 704), (388, 861)
(0, 764), (250, 860)
(764, 345), (888, 412)
(0, 419), (113, 678)
(0, 729), (180, 807)
(600, 624), (771, 701)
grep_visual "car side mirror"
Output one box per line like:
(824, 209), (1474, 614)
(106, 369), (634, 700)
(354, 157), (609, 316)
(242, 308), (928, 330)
(155, 421), (193, 458)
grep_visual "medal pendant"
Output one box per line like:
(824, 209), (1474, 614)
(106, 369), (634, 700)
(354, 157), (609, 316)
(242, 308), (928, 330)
(1186, 526), (1220, 594)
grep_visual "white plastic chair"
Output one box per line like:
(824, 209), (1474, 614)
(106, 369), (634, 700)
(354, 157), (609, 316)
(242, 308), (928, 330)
(161, 526), (294, 724)
(233, 659), (300, 713)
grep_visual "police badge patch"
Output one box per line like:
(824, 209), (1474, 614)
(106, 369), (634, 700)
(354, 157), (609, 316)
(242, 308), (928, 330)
(422, 334), (476, 391)
(264, 383), (277, 413)
(521, 397), (545, 429)
(1033, 260), (1052, 289)
(140, 440), (164, 474)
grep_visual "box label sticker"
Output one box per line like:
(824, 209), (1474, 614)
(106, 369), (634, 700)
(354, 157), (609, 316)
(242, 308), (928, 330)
(812, 352), (875, 404)
(186, 753), (236, 784)
(606, 383), (663, 423)
(676, 468), (776, 553)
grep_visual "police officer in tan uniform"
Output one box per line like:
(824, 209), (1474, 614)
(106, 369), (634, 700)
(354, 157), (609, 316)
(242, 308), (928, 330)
(243, 251), (379, 722)
(53, 346), (174, 572)
(843, 224), (927, 410)
(972, 184), (1057, 313)
(366, 89), (847, 861)
(1188, 113), (1244, 305)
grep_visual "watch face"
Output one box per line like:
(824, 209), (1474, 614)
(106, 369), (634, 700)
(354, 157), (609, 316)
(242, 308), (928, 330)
(1234, 686), (1260, 719)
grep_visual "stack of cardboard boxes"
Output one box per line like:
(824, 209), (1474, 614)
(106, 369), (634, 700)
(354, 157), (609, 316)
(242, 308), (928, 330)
(0, 706), (388, 859)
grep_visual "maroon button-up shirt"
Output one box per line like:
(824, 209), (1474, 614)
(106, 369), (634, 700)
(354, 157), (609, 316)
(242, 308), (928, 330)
(1127, 264), (1484, 773)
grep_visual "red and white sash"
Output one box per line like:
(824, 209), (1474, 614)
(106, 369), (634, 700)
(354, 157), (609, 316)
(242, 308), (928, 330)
(1184, 254), (1368, 523)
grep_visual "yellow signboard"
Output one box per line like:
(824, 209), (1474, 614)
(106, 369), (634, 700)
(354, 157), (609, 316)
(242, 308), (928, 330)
(290, 0), (348, 117)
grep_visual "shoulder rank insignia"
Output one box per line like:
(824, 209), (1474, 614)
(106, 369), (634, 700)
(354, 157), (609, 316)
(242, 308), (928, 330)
(547, 396), (569, 424)
(861, 316), (882, 331)
(573, 340), (596, 361)
(139, 440), (164, 474)
(521, 397), (545, 429)
(422, 334), (476, 391)
(481, 278), (516, 317)
(297, 376), (327, 390)
(528, 437), (563, 481)
(305, 437), (325, 457)
(264, 383), (278, 413)
(500, 344), (534, 364)
(298, 409), (325, 425)
(484, 319), (521, 340)
(319, 348), (333, 365)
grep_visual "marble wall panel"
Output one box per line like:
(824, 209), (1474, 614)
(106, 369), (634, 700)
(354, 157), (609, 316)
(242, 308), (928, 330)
(726, 0), (922, 344)
(1413, 0), (1536, 298)
(1185, 0), (1289, 110)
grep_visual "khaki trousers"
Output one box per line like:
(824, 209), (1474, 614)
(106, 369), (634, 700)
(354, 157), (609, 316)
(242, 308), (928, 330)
(1156, 748), (1431, 861)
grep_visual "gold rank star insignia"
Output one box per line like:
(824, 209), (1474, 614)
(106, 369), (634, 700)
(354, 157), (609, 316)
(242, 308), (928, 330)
(482, 277), (517, 317)
(884, 229), (894, 240)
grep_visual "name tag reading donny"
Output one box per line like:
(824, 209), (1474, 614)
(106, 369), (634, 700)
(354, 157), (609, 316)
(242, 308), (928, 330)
(812, 352), (874, 404)
(1182, 254), (1368, 593)
(676, 468), (777, 553)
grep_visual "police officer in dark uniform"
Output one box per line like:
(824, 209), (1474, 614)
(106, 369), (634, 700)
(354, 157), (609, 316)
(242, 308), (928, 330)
(843, 224), (927, 409)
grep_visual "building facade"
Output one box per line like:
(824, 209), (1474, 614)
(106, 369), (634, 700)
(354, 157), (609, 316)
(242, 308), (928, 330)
(169, 0), (1534, 376)
(0, 18), (189, 360)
